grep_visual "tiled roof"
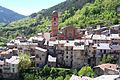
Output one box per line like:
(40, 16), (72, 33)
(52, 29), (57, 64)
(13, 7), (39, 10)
(95, 63), (118, 71)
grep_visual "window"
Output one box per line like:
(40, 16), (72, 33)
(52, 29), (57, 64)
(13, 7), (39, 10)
(66, 47), (68, 50)
(66, 56), (68, 58)
(66, 61), (68, 63)
(40, 57), (41, 60)
(104, 50), (106, 53)
(12, 68), (15, 73)
(81, 53), (84, 56)
(89, 50), (91, 53)
(54, 22), (56, 25)
(42, 54), (44, 56)
(36, 54), (39, 58)
(54, 18), (56, 21)
(68, 33), (73, 40)
(12, 64), (14, 67)
(66, 51), (68, 54)
(0, 65), (2, 67)
(36, 63), (39, 67)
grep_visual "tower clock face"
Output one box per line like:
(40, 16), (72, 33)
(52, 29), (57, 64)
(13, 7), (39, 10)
(53, 21), (58, 26)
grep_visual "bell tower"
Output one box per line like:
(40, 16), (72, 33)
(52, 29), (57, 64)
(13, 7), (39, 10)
(51, 11), (58, 37)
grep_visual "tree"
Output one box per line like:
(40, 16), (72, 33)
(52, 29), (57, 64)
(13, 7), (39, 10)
(106, 54), (112, 63)
(50, 67), (57, 76)
(24, 73), (34, 80)
(55, 76), (64, 80)
(101, 54), (113, 63)
(78, 66), (94, 78)
(113, 18), (119, 24)
(101, 54), (106, 63)
(58, 70), (65, 76)
(64, 75), (71, 80)
(18, 53), (31, 71)
(42, 65), (51, 76)
(47, 77), (52, 80)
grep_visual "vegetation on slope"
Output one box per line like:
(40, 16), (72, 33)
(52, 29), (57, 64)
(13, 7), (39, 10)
(59, 0), (120, 28)
(19, 65), (94, 80)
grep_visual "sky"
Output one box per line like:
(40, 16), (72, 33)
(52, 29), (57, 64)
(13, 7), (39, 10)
(0, 0), (66, 16)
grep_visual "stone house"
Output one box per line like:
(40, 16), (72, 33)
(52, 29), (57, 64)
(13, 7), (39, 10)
(72, 45), (85, 69)
(93, 43), (111, 55)
(32, 36), (45, 48)
(35, 47), (47, 67)
(63, 42), (74, 67)
(56, 40), (66, 67)
(17, 42), (38, 56)
(3, 56), (19, 79)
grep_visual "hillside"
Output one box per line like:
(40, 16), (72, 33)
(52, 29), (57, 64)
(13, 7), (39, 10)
(38, 0), (94, 17)
(0, 6), (25, 24)
(59, 0), (120, 28)
(0, 0), (120, 45)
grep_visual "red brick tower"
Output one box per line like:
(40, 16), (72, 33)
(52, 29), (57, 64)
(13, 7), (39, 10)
(51, 11), (58, 37)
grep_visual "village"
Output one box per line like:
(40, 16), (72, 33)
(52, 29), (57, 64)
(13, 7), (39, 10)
(0, 11), (120, 80)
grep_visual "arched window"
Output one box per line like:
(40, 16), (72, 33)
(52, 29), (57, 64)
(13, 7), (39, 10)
(68, 33), (73, 40)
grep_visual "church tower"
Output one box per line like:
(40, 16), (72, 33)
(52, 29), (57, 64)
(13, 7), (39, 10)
(51, 11), (58, 37)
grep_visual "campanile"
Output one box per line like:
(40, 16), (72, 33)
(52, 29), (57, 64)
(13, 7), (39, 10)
(51, 11), (58, 37)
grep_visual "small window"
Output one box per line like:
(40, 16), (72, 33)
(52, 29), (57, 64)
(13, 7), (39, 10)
(54, 22), (56, 25)
(42, 54), (44, 56)
(66, 47), (68, 50)
(40, 57), (41, 60)
(12, 68), (15, 73)
(12, 64), (14, 67)
(66, 56), (68, 58)
(66, 51), (68, 54)
(36, 63), (39, 67)
(104, 50), (106, 53)
(81, 53), (84, 56)
(54, 18), (56, 21)
(66, 61), (68, 63)
(89, 50), (91, 53)
(36, 54), (39, 58)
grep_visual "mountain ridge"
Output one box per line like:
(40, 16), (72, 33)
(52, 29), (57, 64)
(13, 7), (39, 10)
(0, 6), (25, 23)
